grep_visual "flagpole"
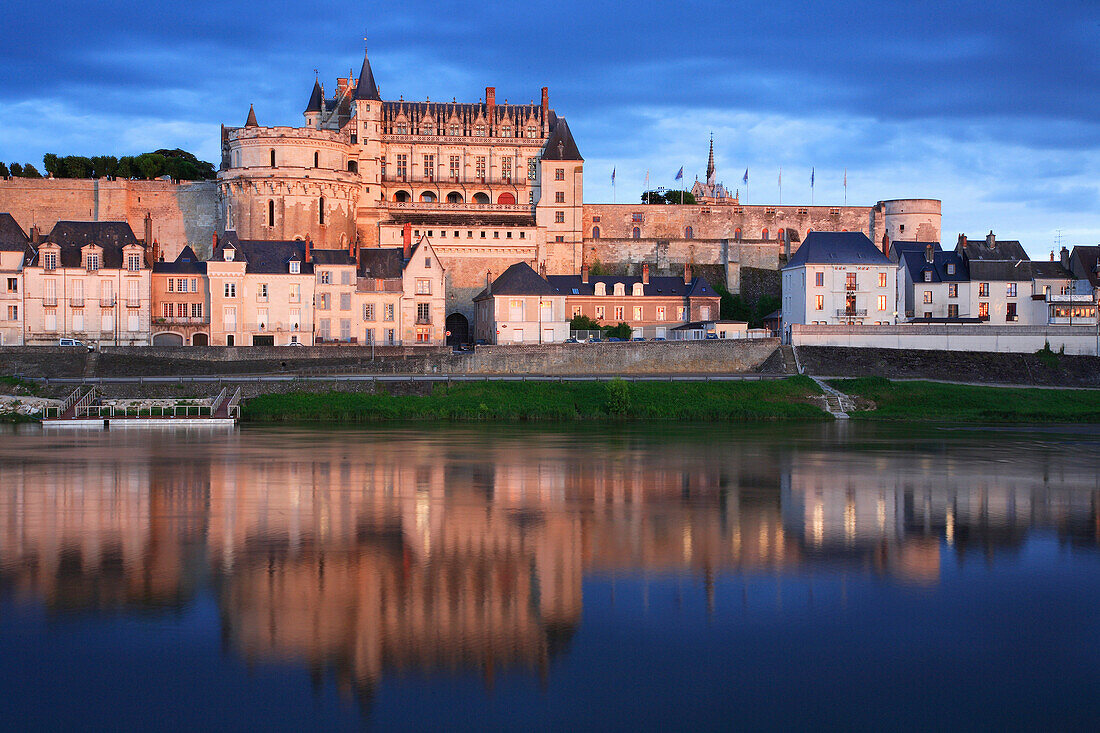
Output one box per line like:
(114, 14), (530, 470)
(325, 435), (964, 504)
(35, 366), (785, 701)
(843, 168), (847, 205)
(778, 167), (782, 205)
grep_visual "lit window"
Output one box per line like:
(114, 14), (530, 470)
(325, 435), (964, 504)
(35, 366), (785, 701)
(815, 294), (824, 310)
(878, 272), (887, 288)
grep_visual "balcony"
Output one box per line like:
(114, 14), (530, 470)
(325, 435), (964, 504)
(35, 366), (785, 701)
(1046, 292), (1095, 304)
(836, 308), (867, 317)
(383, 174), (526, 187)
(386, 200), (532, 214)
(100, 297), (116, 307)
(125, 299), (141, 309)
(70, 298), (84, 307)
(43, 297), (57, 307)
(415, 317), (432, 325)
(154, 316), (209, 325)
(844, 282), (858, 291)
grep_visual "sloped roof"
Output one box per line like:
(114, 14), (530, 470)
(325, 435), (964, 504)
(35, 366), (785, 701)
(1069, 246), (1100, 287)
(359, 247), (405, 279)
(958, 235), (1029, 262)
(245, 104), (258, 127)
(1029, 261), (1073, 279)
(889, 240), (937, 261)
(900, 246), (969, 283)
(473, 262), (558, 300)
(305, 79), (323, 113)
(153, 245), (206, 274)
(785, 231), (891, 268)
(541, 117), (582, 161)
(967, 259), (1033, 282)
(354, 51), (381, 101)
(211, 232), (314, 274)
(546, 274), (713, 298)
(0, 213), (29, 252)
(310, 248), (357, 266)
(40, 221), (140, 268)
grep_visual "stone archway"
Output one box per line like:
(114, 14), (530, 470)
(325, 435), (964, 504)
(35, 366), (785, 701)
(497, 192), (515, 205)
(472, 192), (490, 205)
(445, 312), (470, 346)
(152, 332), (184, 346)
(192, 333), (210, 346)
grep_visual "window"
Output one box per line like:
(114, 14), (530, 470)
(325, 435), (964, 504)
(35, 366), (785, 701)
(257, 308), (268, 328)
(318, 293), (330, 310)
(223, 306), (236, 328)
(449, 155), (460, 179)
(979, 302), (989, 319)
(1006, 283), (1017, 297)
(685, 226), (693, 239)
(167, 279), (174, 293)
(319, 319), (330, 340)
(614, 306), (624, 320)
(656, 306), (666, 320)
(340, 270), (351, 285)
(386, 328), (396, 344)
(364, 303), (375, 321)
(289, 308), (300, 329)
(313, 151), (319, 168)
(677, 306), (686, 321)
(176, 278), (187, 292)
(364, 328), (374, 344)
(127, 253), (141, 271)
(257, 283), (268, 301)
(44, 309), (56, 331)
(946, 304), (958, 318)
(270, 149), (276, 167)
(6, 277), (16, 293)
(923, 291), (932, 304)
(320, 270), (331, 284)
(474, 124), (485, 137)
(815, 272), (824, 287)
(501, 156), (512, 180)
(1006, 302), (1017, 321)
(475, 156), (486, 179)
(878, 295), (888, 311)
(946, 263), (956, 275)
(268, 200), (275, 226)
(340, 319), (351, 340)
(86, 253), (100, 272)
(878, 272), (887, 288)
(555, 191), (565, 203)
(319, 196), (325, 225)
(416, 278), (431, 295)
(554, 168), (564, 181)
(224, 282), (236, 298)
(423, 154), (435, 181)
(417, 302), (431, 323)
(762, 228), (769, 240)
(396, 154), (407, 179)
(290, 261), (300, 274)
(425, 256), (432, 268)
(384, 303), (394, 321)
(596, 306), (605, 319)
(979, 282), (989, 297)
(449, 124), (460, 136)
(923, 270), (932, 282)
(592, 227), (600, 239)
(555, 211), (565, 223)
(815, 294), (824, 310)
(526, 125), (538, 138)
(949, 283), (958, 298)
(528, 160), (537, 180)
(555, 236), (564, 242)
(571, 305), (582, 318)
(700, 306), (711, 320)
(7, 305), (18, 321)
(633, 306), (642, 321)
(339, 293), (351, 311)
(632, 227), (640, 239)
(191, 302), (203, 319)
(43, 251), (57, 270)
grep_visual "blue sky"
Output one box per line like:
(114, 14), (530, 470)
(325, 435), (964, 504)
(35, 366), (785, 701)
(1, 0), (1098, 256)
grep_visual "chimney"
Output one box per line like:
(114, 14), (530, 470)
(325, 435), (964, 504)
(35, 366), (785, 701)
(539, 261), (547, 277)
(581, 263), (589, 284)
(642, 262), (649, 285)
(1060, 246), (1070, 269)
(684, 263), (693, 285)
(958, 233), (967, 249)
(143, 212), (152, 248)
(152, 238), (160, 265)
(881, 233), (891, 257)
(783, 229), (791, 260)
(541, 87), (549, 133)
(486, 86), (495, 131)
(402, 222), (412, 259)
(1050, 251), (1055, 261)
(212, 232), (218, 252)
(305, 234), (312, 264)
(986, 230), (995, 248)
(925, 243), (934, 264)
(30, 225), (40, 245)
(486, 270), (492, 296)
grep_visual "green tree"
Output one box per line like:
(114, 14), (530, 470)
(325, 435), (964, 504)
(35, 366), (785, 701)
(753, 294), (781, 328)
(116, 156), (134, 179)
(60, 156), (92, 178)
(134, 153), (166, 179)
(21, 163), (42, 178)
(606, 322), (632, 339)
(9, 163), (23, 177)
(570, 314), (604, 331)
(0, 162), (8, 178)
(42, 153), (59, 177)
(588, 259), (608, 276)
(641, 189), (695, 205)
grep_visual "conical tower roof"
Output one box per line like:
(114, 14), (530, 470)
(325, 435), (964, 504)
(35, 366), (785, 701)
(305, 79), (323, 113)
(354, 46), (381, 101)
(706, 134), (715, 185)
(245, 104), (258, 127)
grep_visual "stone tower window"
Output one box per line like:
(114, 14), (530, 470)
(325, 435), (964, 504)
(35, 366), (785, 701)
(270, 149), (276, 167)
(632, 227), (640, 239)
(685, 226), (694, 239)
(268, 200), (275, 227)
(319, 197), (325, 226)
(592, 226), (600, 239)
(762, 228), (769, 240)
(314, 152), (319, 168)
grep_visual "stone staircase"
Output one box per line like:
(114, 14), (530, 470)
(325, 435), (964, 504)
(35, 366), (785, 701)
(811, 377), (856, 419)
(82, 350), (99, 379)
(778, 345), (800, 375)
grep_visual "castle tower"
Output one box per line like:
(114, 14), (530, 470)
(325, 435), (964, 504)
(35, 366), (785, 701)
(304, 78), (322, 128)
(706, 134), (716, 186)
(351, 43), (384, 246)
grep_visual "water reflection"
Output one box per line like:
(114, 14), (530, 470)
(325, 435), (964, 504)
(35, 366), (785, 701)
(2, 424), (1099, 703)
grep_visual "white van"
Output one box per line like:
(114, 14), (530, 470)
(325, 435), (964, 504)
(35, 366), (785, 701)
(58, 338), (94, 350)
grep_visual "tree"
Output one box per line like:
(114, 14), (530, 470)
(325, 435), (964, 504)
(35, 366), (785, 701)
(641, 189), (695, 205)
(134, 153), (166, 180)
(42, 153), (59, 177)
(21, 163), (42, 178)
(0, 162), (8, 178)
(116, 156), (135, 179)
(9, 163), (23, 177)
(570, 314), (604, 331)
(606, 322), (633, 339)
(60, 156), (92, 178)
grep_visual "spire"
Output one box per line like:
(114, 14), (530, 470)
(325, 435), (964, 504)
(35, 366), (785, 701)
(354, 41), (381, 101)
(245, 104), (258, 127)
(705, 133), (716, 186)
(305, 79), (322, 113)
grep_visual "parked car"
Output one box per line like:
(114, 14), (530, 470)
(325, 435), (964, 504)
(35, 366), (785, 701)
(608, 337), (623, 342)
(564, 337), (579, 343)
(705, 334), (719, 340)
(58, 338), (93, 351)
(475, 339), (488, 346)
(632, 337), (646, 342)
(288, 340), (304, 347)
(588, 336), (602, 343)
(652, 336), (666, 341)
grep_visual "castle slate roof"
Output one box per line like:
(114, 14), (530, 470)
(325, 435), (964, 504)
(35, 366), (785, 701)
(784, 231), (891, 268)
(305, 79), (323, 113)
(354, 51), (381, 101)
(541, 116), (583, 161)
(474, 262), (558, 300)
(39, 221), (140, 268)
(245, 104), (258, 127)
(900, 245), (969, 284)
(153, 245), (206, 274)
(359, 247), (406, 279)
(211, 232), (314, 274)
(310, 248), (357, 266)
(0, 213), (30, 252)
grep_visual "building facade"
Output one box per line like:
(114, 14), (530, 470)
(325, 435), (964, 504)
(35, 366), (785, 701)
(0, 213), (31, 345)
(151, 245), (210, 346)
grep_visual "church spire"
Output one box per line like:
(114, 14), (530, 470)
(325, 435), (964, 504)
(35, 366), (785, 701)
(245, 104), (258, 127)
(354, 39), (381, 101)
(705, 133), (716, 185)
(304, 78), (323, 114)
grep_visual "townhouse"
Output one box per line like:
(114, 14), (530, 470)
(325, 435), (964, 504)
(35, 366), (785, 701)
(0, 213), (31, 345)
(151, 245), (210, 346)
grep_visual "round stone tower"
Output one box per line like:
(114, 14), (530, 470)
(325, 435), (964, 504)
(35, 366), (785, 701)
(869, 199), (942, 252)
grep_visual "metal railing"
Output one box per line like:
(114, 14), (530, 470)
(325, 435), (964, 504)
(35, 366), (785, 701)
(75, 403), (215, 418)
(387, 201), (531, 213)
(836, 309), (867, 317)
(125, 299), (141, 308)
(45, 386), (85, 417)
(101, 298), (115, 307)
(226, 387), (243, 419)
(209, 386), (228, 414)
(43, 297), (57, 307)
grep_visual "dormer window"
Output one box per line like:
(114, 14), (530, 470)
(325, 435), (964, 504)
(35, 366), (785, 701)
(613, 283), (626, 297)
(289, 261), (300, 274)
(631, 283), (644, 297)
(43, 251), (58, 270)
(224, 249), (234, 262)
(594, 282), (606, 296)
(86, 253), (100, 272)
(923, 270), (932, 282)
(127, 253), (141, 271)
(946, 263), (956, 275)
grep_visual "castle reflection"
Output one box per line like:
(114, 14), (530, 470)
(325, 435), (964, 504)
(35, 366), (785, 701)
(2, 426), (1098, 695)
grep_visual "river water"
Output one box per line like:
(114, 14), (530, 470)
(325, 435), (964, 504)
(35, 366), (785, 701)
(1, 422), (1099, 730)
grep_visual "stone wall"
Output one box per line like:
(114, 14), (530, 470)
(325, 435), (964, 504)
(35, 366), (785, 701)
(0, 347), (87, 377)
(0, 178), (221, 260)
(792, 324), (1100, 355)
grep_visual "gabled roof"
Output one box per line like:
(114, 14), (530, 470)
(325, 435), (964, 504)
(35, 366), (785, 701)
(967, 260), (1033, 282)
(473, 262), (558, 300)
(541, 117), (582, 161)
(957, 235), (1029, 262)
(546, 274), (713, 298)
(305, 79), (323, 113)
(210, 232), (314, 274)
(310, 248), (356, 266)
(889, 240), (937, 261)
(359, 247), (405, 279)
(1069, 246), (1100, 287)
(0, 213), (29, 252)
(1029, 261), (1073, 280)
(153, 245), (206, 274)
(39, 221), (141, 268)
(900, 246), (969, 284)
(245, 104), (258, 127)
(354, 50), (381, 101)
(785, 231), (891, 268)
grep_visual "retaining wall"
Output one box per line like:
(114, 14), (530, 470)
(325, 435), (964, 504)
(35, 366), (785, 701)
(792, 324), (1100, 356)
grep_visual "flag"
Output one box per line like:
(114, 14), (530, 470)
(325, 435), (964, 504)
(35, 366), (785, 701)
(810, 167), (815, 188)
(611, 167), (616, 185)
(743, 168), (749, 184)
(778, 168), (782, 187)
(843, 169), (847, 188)
(675, 166), (683, 181)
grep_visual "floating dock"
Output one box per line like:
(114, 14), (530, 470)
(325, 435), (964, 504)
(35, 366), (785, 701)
(42, 386), (240, 428)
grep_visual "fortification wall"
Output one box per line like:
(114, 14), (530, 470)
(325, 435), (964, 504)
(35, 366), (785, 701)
(0, 179), (221, 260)
(792, 324), (1099, 355)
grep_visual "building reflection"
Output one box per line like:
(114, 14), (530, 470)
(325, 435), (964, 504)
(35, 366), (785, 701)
(2, 428), (1099, 694)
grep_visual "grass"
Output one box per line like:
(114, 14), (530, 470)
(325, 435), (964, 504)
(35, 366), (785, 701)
(831, 376), (1100, 423)
(240, 376), (829, 423)
(0, 375), (40, 396)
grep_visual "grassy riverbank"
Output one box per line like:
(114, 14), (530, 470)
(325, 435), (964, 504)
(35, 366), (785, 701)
(241, 377), (828, 422)
(832, 377), (1100, 422)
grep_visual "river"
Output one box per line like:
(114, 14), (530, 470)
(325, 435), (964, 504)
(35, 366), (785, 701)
(1, 422), (1099, 730)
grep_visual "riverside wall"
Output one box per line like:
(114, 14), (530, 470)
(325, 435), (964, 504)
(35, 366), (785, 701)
(792, 324), (1100, 356)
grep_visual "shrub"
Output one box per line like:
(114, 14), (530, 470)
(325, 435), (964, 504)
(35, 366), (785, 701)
(604, 378), (631, 415)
